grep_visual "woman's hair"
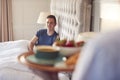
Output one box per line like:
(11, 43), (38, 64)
(47, 15), (56, 24)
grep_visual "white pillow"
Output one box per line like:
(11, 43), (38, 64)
(76, 32), (99, 42)
(0, 40), (29, 51)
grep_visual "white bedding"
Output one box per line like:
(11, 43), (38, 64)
(0, 40), (58, 80)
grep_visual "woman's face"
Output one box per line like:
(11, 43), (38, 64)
(46, 18), (56, 31)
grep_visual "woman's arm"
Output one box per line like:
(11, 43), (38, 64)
(28, 36), (38, 52)
(52, 35), (60, 46)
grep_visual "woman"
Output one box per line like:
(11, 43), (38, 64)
(28, 15), (59, 52)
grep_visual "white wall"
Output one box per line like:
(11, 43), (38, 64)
(12, 0), (51, 40)
(92, 0), (120, 32)
(100, 0), (120, 32)
(100, 1), (120, 32)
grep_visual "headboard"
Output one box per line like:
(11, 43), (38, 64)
(50, 0), (92, 40)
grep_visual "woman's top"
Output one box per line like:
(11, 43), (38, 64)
(35, 29), (58, 46)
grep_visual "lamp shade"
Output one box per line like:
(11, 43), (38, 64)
(37, 12), (50, 24)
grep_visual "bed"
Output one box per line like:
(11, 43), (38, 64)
(0, 0), (93, 80)
(51, 0), (92, 40)
(0, 40), (57, 80)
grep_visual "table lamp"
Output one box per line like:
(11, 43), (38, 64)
(37, 12), (50, 24)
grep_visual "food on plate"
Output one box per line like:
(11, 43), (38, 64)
(54, 39), (85, 47)
(65, 52), (80, 66)
(65, 40), (75, 47)
(75, 41), (85, 47)
(55, 39), (67, 46)
(53, 39), (84, 56)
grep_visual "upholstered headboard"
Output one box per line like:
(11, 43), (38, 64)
(51, 0), (92, 40)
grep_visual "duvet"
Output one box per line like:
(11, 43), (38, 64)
(0, 40), (59, 80)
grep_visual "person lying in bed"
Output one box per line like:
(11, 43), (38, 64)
(72, 29), (120, 80)
(28, 15), (59, 52)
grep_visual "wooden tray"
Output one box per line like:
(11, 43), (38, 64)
(18, 52), (74, 72)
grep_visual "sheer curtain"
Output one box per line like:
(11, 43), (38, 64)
(0, 0), (13, 42)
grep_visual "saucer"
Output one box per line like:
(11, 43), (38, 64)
(26, 54), (64, 66)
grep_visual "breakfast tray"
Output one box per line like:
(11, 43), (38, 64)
(18, 52), (74, 72)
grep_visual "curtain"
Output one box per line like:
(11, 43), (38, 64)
(0, 0), (1, 41)
(0, 0), (13, 42)
(80, 0), (93, 32)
